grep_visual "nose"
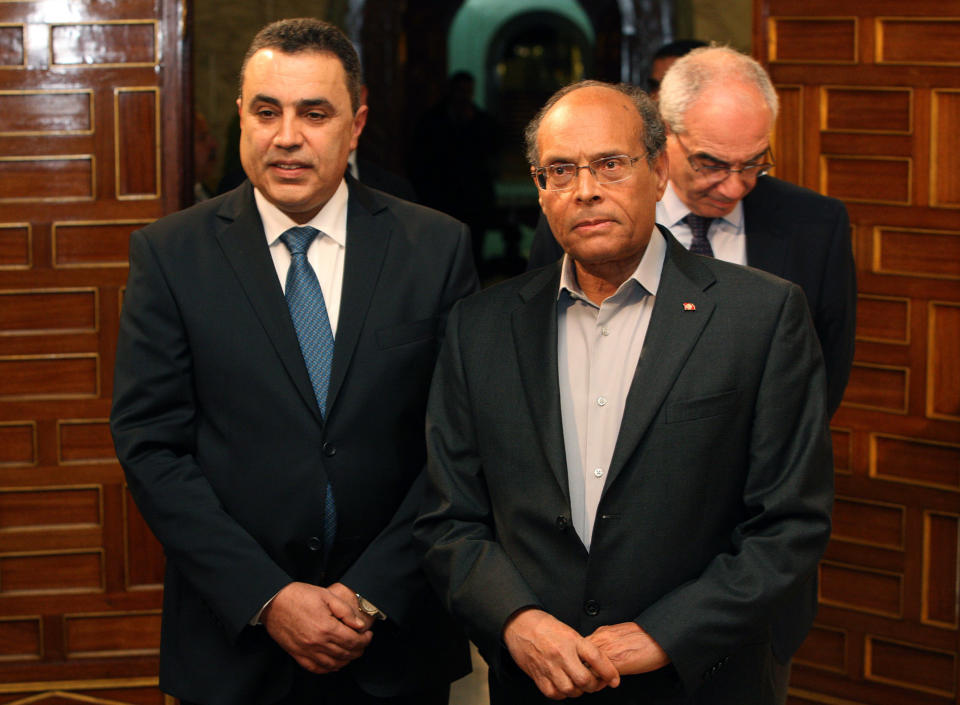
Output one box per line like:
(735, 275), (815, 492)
(573, 165), (602, 202)
(273, 114), (302, 150)
(712, 170), (752, 202)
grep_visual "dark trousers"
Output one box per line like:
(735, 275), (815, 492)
(181, 678), (449, 705)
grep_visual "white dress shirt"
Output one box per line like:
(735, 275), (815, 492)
(254, 179), (349, 334)
(657, 182), (747, 265)
(557, 226), (666, 549)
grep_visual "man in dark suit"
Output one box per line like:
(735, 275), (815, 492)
(528, 46), (855, 420)
(415, 81), (833, 704)
(110, 18), (476, 705)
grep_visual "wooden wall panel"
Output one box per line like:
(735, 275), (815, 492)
(865, 637), (956, 697)
(0, 91), (93, 136)
(927, 303), (960, 420)
(757, 3), (960, 703)
(0, 225), (30, 269)
(856, 295), (909, 344)
(876, 18), (960, 66)
(0, 157), (95, 202)
(795, 625), (847, 674)
(923, 512), (959, 629)
(0, 0), (185, 699)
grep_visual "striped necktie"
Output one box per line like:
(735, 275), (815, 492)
(683, 213), (715, 257)
(279, 225), (337, 554)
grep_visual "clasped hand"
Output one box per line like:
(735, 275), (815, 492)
(262, 581), (376, 674)
(503, 608), (669, 700)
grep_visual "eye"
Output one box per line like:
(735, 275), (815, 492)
(698, 158), (729, 172)
(550, 164), (574, 176)
(256, 108), (277, 118)
(305, 110), (329, 121)
(599, 157), (624, 171)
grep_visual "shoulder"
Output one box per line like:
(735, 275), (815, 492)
(748, 176), (847, 220)
(136, 185), (248, 245)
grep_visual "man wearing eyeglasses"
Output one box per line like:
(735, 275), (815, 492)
(528, 47), (856, 424)
(416, 80), (833, 704)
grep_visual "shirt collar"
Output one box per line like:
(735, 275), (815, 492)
(659, 181), (744, 232)
(255, 178), (349, 249)
(558, 224), (666, 303)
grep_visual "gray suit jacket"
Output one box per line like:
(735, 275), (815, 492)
(416, 228), (833, 703)
(527, 176), (856, 417)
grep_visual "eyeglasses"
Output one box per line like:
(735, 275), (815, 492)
(531, 155), (643, 191)
(674, 133), (774, 184)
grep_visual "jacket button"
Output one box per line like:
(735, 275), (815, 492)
(556, 515), (569, 531)
(583, 599), (600, 616)
(307, 536), (323, 552)
(322, 442), (336, 457)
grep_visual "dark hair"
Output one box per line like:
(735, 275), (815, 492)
(523, 80), (666, 167)
(239, 18), (363, 113)
(652, 39), (708, 61)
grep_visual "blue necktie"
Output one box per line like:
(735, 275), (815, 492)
(280, 225), (337, 554)
(683, 213), (715, 257)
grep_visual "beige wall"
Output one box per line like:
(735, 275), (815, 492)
(674, 0), (752, 51)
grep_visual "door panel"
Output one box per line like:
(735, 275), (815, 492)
(0, 0), (187, 701)
(755, 2), (960, 704)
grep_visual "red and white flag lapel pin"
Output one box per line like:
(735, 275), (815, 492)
(682, 302), (696, 311)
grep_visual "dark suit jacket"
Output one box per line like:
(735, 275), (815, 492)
(416, 228), (834, 704)
(111, 179), (477, 704)
(527, 176), (856, 417)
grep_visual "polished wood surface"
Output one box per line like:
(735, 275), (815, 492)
(0, 0), (187, 702)
(756, 2), (960, 704)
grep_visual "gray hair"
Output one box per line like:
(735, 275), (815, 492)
(659, 46), (779, 134)
(524, 80), (666, 168)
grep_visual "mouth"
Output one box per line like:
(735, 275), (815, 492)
(270, 161), (311, 176)
(573, 217), (615, 232)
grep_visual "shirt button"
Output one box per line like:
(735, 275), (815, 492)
(594, 467), (604, 478)
(584, 599), (601, 616)
(601, 327), (610, 336)
(597, 397), (607, 407)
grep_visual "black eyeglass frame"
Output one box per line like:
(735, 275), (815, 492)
(673, 133), (775, 182)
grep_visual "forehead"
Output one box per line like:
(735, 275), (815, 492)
(680, 84), (772, 159)
(537, 88), (643, 161)
(241, 49), (350, 100)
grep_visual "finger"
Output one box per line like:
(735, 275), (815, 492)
(577, 639), (620, 687)
(324, 589), (368, 630)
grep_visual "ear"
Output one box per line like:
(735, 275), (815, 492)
(652, 150), (669, 200)
(350, 104), (369, 150)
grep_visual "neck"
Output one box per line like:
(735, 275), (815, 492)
(573, 255), (643, 306)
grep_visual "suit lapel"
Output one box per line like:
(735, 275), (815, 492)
(213, 184), (324, 423)
(603, 230), (716, 493)
(512, 265), (570, 500)
(744, 177), (788, 277)
(325, 179), (389, 416)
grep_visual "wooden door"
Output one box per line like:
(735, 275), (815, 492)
(0, 0), (188, 702)
(754, 2), (960, 704)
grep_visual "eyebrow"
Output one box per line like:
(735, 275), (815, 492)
(695, 147), (769, 165)
(543, 151), (628, 165)
(249, 95), (337, 112)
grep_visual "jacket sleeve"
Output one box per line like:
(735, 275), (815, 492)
(636, 284), (834, 693)
(815, 201), (856, 418)
(414, 300), (544, 669)
(110, 228), (291, 640)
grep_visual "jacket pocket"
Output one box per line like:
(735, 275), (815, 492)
(665, 389), (738, 423)
(376, 316), (439, 349)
